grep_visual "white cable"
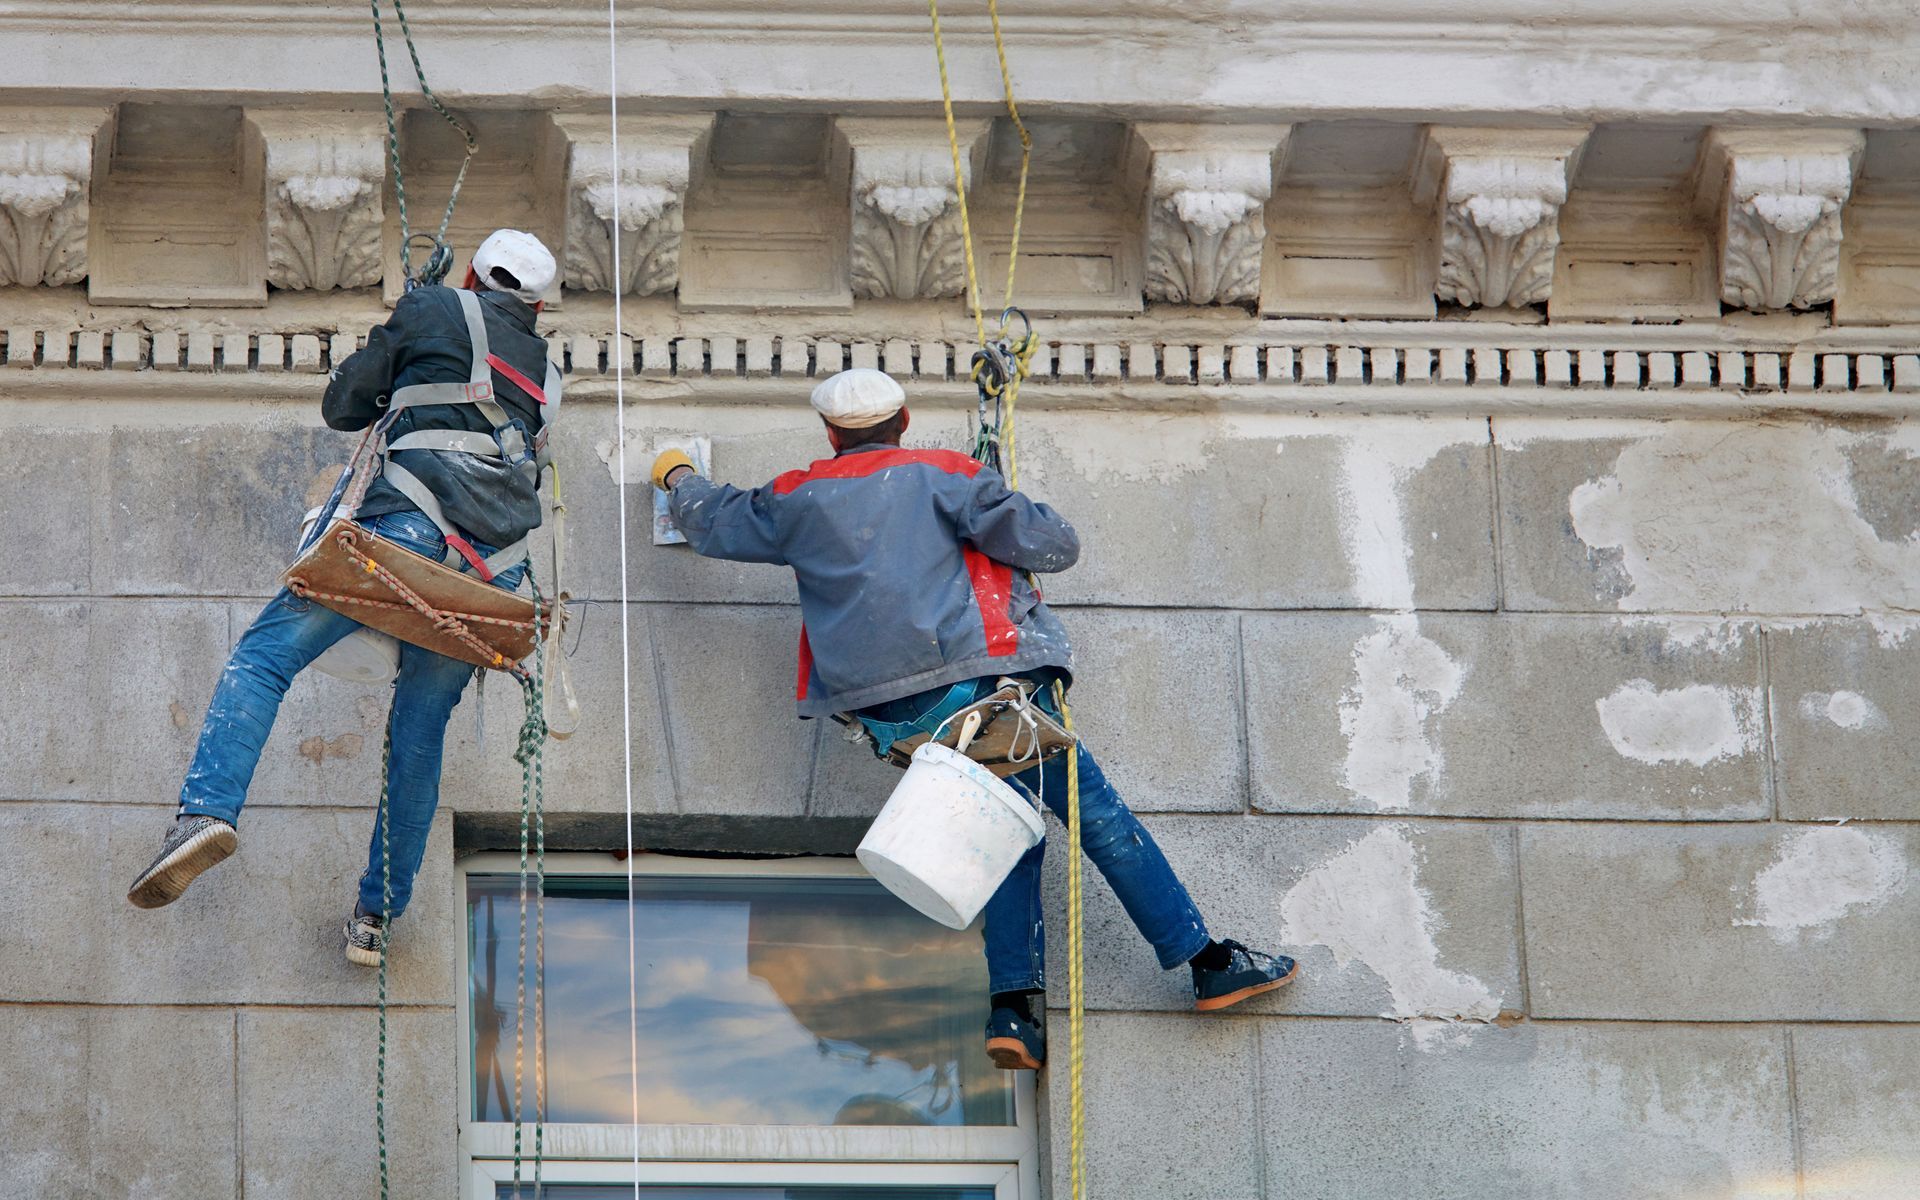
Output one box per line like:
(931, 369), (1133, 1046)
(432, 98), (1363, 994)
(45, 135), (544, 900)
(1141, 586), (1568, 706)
(603, 0), (641, 1192)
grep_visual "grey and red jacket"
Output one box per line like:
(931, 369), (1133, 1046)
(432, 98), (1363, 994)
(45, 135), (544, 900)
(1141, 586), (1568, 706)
(668, 443), (1080, 718)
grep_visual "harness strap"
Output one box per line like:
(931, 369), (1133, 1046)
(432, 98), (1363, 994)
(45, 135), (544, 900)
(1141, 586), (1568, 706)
(382, 461), (528, 580)
(387, 429), (503, 456)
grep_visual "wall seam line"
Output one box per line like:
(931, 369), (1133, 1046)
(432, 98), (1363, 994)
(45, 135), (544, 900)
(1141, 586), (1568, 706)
(1236, 612), (1253, 814)
(1761, 626), (1781, 821)
(1486, 415), (1507, 613)
(1785, 1026), (1806, 1200)
(1511, 824), (1532, 1017)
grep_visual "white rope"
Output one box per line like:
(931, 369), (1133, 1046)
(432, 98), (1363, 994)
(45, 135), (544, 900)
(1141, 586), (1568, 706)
(603, 0), (642, 1192)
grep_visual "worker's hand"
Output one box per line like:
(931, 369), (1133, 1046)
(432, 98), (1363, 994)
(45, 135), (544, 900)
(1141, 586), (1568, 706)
(651, 448), (695, 491)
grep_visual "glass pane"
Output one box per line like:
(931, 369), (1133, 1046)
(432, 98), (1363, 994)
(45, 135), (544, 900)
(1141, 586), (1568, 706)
(501, 1188), (995, 1200)
(469, 873), (1012, 1127)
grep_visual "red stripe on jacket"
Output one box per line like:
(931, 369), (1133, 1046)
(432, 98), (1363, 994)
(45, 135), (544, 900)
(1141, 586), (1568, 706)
(963, 546), (1020, 657)
(795, 626), (815, 701)
(772, 447), (982, 495)
(486, 352), (546, 404)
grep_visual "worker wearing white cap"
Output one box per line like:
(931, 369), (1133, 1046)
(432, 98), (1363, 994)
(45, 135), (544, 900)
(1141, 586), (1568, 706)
(130, 230), (564, 974)
(650, 367), (1300, 1073)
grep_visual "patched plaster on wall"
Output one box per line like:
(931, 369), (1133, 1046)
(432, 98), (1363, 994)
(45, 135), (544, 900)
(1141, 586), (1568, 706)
(1567, 424), (1920, 614)
(1595, 680), (1763, 767)
(1279, 825), (1501, 1037)
(1339, 616), (1465, 810)
(1798, 689), (1884, 731)
(1736, 827), (1910, 942)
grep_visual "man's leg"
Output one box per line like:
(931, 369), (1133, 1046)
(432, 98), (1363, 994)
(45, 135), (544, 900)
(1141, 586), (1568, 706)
(130, 590), (362, 908)
(1007, 744), (1212, 972)
(979, 840), (1048, 1069)
(356, 640), (477, 924)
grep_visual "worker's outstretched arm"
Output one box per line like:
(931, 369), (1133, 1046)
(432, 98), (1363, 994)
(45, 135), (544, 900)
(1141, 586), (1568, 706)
(321, 290), (429, 431)
(952, 466), (1081, 573)
(667, 475), (790, 565)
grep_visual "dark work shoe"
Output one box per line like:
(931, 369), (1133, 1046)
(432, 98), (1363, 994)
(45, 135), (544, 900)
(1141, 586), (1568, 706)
(985, 1005), (1046, 1071)
(126, 813), (237, 909)
(344, 905), (387, 967)
(1192, 939), (1300, 1012)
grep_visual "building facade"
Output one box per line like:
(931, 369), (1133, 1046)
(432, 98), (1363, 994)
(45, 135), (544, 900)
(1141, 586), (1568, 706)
(2, 0), (1919, 1196)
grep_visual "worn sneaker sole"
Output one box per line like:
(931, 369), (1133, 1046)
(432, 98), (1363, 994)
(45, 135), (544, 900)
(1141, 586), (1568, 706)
(985, 1036), (1044, 1071)
(126, 822), (237, 909)
(1195, 960), (1302, 1013)
(344, 938), (383, 968)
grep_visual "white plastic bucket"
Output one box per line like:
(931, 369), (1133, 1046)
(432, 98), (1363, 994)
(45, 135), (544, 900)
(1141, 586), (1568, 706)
(857, 741), (1046, 930)
(300, 507), (402, 685)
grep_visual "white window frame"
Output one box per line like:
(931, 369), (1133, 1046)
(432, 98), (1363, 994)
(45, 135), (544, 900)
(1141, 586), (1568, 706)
(456, 851), (1041, 1200)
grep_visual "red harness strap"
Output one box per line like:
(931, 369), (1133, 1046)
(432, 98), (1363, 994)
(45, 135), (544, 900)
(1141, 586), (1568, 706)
(486, 352), (546, 404)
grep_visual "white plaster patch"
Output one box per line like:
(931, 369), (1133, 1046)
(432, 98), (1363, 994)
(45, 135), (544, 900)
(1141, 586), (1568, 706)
(1798, 689), (1883, 731)
(1866, 611), (1920, 647)
(594, 422), (652, 485)
(1567, 424), (1920, 614)
(1279, 826), (1500, 1034)
(1334, 419), (1484, 611)
(1595, 680), (1761, 767)
(1339, 615), (1465, 810)
(1735, 827), (1909, 941)
(1619, 615), (1753, 653)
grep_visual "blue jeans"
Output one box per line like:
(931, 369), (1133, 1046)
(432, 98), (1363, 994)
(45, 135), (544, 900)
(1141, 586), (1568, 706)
(178, 510), (525, 918)
(856, 674), (1211, 994)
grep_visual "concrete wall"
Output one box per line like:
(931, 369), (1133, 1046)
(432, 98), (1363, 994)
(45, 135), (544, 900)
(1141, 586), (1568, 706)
(3, 377), (1917, 1197)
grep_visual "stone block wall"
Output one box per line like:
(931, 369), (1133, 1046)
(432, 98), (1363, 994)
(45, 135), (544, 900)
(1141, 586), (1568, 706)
(2, 383), (1917, 1198)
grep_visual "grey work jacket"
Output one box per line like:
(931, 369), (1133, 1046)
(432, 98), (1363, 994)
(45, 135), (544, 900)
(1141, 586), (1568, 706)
(668, 443), (1081, 717)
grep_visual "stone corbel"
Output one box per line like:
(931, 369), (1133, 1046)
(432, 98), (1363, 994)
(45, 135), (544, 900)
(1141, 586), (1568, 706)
(1705, 129), (1865, 311)
(1422, 127), (1588, 309)
(0, 108), (110, 287)
(1136, 124), (1290, 306)
(554, 113), (714, 296)
(244, 111), (386, 291)
(838, 118), (989, 301)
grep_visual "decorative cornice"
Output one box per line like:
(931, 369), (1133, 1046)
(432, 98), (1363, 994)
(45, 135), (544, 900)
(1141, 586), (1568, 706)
(1708, 130), (1865, 312)
(554, 113), (713, 296)
(1425, 128), (1588, 310)
(1137, 124), (1289, 306)
(0, 108), (109, 288)
(839, 118), (988, 301)
(245, 111), (385, 292)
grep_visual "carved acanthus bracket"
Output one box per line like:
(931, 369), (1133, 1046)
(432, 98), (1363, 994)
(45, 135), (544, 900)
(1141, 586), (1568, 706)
(1423, 128), (1587, 309)
(0, 109), (109, 287)
(838, 118), (988, 301)
(245, 112), (386, 291)
(1137, 124), (1289, 306)
(1706, 130), (1864, 311)
(555, 114), (713, 296)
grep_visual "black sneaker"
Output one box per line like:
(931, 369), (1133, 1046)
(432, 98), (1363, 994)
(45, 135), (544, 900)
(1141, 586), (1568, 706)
(984, 1005), (1046, 1071)
(344, 905), (387, 967)
(126, 813), (237, 909)
(1192, 939), (1300, 1012)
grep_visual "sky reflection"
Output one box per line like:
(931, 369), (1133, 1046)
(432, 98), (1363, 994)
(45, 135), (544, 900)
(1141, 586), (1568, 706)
(469, 873), (1012, 1128)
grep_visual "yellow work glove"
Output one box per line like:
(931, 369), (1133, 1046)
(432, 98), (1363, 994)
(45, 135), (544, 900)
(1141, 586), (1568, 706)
(650, 448), (695, 491)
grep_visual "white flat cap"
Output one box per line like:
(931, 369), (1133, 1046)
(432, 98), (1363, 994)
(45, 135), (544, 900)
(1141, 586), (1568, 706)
(811, 368), (906, 428)
(472, 229), (556, 305)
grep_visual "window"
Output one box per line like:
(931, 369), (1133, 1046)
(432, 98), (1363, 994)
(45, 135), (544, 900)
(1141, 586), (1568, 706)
(458, 854), (1038, 1199)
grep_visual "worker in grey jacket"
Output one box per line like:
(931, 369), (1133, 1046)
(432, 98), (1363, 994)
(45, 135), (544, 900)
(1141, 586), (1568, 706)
(653, 368), (1300, 1071)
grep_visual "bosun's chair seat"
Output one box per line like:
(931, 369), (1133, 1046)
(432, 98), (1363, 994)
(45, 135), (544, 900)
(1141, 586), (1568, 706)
(285, 520), (554, 670)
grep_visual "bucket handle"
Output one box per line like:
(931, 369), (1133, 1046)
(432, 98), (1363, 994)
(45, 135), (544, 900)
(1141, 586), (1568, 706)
(953, 709), (985, 756)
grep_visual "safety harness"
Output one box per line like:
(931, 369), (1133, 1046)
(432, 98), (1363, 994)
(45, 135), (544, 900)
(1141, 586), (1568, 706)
(379, 287), (562, 583)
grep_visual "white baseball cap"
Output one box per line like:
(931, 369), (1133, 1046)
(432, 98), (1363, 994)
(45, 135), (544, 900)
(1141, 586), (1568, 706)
(810, 368), (906, 429)
(471, 229), (556, 304)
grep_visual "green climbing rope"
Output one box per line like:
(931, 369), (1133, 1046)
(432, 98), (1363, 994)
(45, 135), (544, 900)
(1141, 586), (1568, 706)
(368, 0), (476, 289)
(374, 567), (550, 1200)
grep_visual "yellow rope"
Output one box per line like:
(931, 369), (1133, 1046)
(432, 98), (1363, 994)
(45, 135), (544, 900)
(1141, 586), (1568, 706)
(925, 6), (1080, 1194)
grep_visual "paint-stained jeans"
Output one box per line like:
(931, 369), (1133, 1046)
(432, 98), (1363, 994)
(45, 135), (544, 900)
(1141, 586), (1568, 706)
(855, 674), (1211, 994)
(178, 510), (524, 918)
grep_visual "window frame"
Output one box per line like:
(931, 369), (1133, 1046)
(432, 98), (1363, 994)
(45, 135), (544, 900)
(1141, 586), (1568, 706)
(455, 851), (1041, 1200)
